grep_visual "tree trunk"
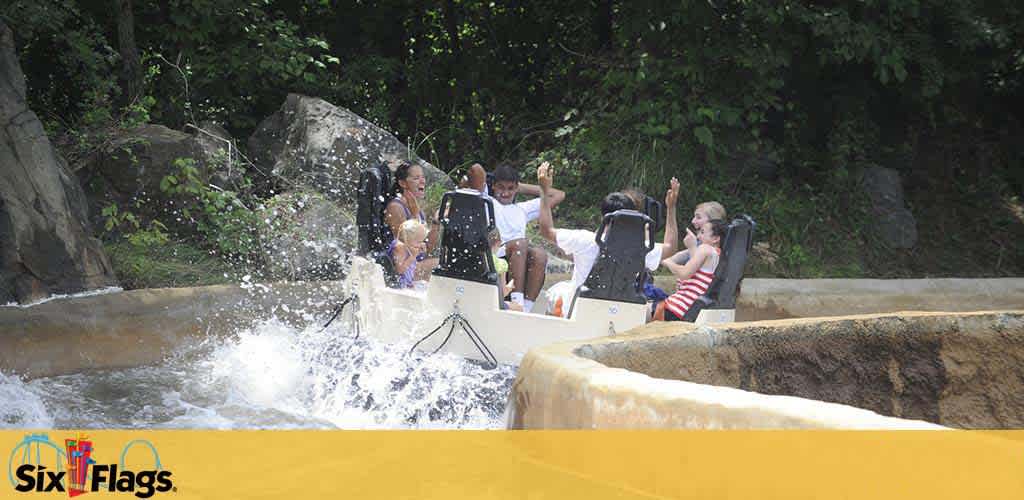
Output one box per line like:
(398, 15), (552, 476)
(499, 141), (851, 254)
(441, 0), (466, 158)
(116, 0), (143, 104)
(594, 0), (613, 50)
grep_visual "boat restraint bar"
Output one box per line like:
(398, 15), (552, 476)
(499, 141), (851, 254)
(682, 214), (756, 322)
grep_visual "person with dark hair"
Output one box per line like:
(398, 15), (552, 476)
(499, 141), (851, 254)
(384, 161), (437, 279)
(536, 163), (680, 317)
(655, 218), (728, 321)
(464, 162), (564, 313)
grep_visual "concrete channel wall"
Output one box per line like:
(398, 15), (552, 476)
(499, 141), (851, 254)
(509, 311), (1024, 429)
(0, 282), (345, 378)
(733, 278), (1024, 320)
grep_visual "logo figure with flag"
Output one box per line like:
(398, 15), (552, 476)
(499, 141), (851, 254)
(64, 435), (95, 497)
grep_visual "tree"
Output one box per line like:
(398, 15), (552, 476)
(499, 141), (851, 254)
(115, 0), (142, 105)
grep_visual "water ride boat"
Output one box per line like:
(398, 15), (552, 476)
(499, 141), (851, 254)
(341, 165), (754, 367)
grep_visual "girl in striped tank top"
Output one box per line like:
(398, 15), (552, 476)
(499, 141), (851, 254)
(656, 219), (729, 321)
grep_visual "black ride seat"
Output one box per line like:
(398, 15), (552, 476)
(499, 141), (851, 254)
(682, 215), (756, 322)
(568, 209), (655, 317)
(432, 189), (499, 286)
(637, 195), (665, 293)
(356, 164), (400, 286)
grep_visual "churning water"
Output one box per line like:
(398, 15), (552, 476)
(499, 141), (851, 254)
(0, 318), (515, 429)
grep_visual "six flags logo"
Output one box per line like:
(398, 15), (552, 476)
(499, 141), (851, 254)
(8, 434), (174, 498)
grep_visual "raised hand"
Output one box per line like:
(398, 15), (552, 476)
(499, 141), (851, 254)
(413, 237), (428, 255)
(683, 227), (697, 248)
(537, 161), (552, 191)
(665, 176), (680, 206)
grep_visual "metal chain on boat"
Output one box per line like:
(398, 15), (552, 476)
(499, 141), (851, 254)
(320, 293), (360, 339)
(409, 308), (498, 369)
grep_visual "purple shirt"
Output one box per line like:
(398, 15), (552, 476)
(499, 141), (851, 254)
(387, 239), (416, 288)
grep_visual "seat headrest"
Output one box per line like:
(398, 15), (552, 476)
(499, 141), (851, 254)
(432, 190), (499, 285)
(578, 209), (655, 304)
(706, 214), (756, 309)
(356, 163), (393, 256)
(642, 196), (666, 233)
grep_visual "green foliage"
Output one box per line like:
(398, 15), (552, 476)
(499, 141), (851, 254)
(423, 183), (448, 220)
(2, 0), (119, 128)
(160, 158), (260, 258)
(134, 0), (339, 131)
(104, 239), (237, 290)
(101, 203), (171, 248)
(7, 0), (1023, 280)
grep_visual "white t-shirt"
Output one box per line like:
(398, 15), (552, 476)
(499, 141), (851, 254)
(555, 228), (664, 293)
(479, 184), (541, 244)
(490, 198), (541, 243)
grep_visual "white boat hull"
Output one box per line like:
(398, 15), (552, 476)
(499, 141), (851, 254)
(343, 256), (651, 366)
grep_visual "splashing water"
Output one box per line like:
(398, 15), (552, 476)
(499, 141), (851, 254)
(0, 318), (515, 429)
(0, 373), (53, 428)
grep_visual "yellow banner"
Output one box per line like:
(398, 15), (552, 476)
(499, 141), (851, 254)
(2, 430), (1023, 499)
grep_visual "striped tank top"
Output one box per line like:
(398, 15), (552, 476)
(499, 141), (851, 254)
(664, 247), (720, 319)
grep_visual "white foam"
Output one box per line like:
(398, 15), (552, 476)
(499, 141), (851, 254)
(0, 372), (53, 428)
(2, 286), (124, 308)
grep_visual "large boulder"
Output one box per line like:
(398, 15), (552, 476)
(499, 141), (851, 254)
(78, 122), (240, 229)
(861, 165), (918, 249)
(248, 94), (453, 209)
(0, 21), (117, 304)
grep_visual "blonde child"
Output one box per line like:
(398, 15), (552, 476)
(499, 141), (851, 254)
(656, 219), (728, 321)
(388, 219), (429, 288)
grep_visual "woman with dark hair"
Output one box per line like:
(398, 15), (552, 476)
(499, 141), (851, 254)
(384, 162), (437, 279)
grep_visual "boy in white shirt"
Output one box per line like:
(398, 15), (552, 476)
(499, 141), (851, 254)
(464, 163), (565, 312)
(535, 163), (679, 317)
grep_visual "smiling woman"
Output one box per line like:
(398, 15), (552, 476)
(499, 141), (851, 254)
(384, 162), (438, 279)
(385, 162), (427, 235)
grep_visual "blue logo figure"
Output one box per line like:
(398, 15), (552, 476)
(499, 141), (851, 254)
(8, 433), (65, 488)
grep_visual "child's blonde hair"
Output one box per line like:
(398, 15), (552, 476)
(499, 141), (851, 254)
(397, 219), (428, 245)
(697, 201), (726, 221)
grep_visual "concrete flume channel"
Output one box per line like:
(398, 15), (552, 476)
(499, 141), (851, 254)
(2, 279), (1022, 429)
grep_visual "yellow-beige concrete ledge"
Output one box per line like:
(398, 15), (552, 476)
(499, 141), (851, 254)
(0, 281), (344, 379)
(733, 278), (1024, 320)
(508, 311), (1024, 430)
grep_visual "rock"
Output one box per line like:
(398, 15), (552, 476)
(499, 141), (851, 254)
(0, 21), (117, 304)
(257, 190), (356, 280)
(78, 123), (240, 229)
(248, 94), (453, 209)
(189, 120), (243, 188)
(861, 165), (918, 249)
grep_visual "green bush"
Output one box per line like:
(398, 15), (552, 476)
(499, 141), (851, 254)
(104, 240), (237, 290)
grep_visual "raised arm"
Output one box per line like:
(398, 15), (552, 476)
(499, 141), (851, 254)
(662, 245), (708, 281)
(537, 163), (558, 243)
(518, 162), (565, 207)
(463, 163), (487, 192)
(661, 177), (680, 256)
(683, 227), (698, 253)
